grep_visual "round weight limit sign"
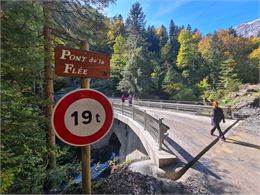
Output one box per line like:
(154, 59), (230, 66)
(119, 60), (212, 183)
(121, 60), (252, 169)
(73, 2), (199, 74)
(52, 89), (114, 146)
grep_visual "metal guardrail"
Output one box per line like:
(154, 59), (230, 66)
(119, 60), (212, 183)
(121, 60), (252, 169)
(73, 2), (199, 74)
(112, 103), (169, 150)
(133, 100), (232, 119)
(110, 98), (233, 118)
(138, 98), (203, 105)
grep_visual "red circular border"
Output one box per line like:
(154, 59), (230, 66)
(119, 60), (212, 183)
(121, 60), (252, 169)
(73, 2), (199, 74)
(52, 89), (113, 146)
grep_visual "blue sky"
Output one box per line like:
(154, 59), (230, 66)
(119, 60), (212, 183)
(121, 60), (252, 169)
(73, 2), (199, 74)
(104, 0), (259, 35)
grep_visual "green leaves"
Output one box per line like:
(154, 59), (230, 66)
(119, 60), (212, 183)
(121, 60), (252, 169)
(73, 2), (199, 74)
(1, 84), (47, 193)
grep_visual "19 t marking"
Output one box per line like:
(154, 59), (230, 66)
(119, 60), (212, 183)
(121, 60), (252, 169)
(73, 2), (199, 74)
(71, 110), (101, 126)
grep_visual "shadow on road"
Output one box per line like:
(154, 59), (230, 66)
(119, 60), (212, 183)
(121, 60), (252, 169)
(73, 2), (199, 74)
(162, 120), (240, 181)
(225, 138), (260, 150)
(163, 136), (221, 180)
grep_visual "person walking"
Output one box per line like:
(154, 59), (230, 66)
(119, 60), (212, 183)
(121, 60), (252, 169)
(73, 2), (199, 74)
(210, 101), (226, 141)
(128, 94), (133, 106)
(121, 94), (126, 104)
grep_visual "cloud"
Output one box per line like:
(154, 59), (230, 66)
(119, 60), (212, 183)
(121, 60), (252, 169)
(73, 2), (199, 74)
(153, 0), (191, 18)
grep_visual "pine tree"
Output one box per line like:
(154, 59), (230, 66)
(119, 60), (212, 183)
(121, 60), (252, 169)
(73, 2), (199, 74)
(1, 1), (46, 193)
(218, 58), (241, 91)
(1, 0), (115, 193)
(125, 2), (146, 35)
(156, 25), (168, 48)
(146, 25), (160, 53)
(118, 2), (152, 98)
(187, 24), (192, 31)
(169, 20), (177, 41)
(168, 19), (180, 65)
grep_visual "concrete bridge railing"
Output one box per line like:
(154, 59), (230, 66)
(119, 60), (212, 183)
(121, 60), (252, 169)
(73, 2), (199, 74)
(111, 103), (170, 150)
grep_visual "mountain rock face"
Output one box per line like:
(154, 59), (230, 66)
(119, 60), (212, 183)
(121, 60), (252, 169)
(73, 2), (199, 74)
(235, 18), (260, 38)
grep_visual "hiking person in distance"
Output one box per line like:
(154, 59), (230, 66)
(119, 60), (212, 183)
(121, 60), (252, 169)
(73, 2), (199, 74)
(121, 94), (126, 104)
(128, 94), (133, 106)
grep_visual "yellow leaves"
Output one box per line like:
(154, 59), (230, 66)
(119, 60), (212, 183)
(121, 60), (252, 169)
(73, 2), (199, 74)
(248, 47), (260, 60)
(107, 18), (124, 44)
(114, 18), (124, 27)
(249, 37), (260, 46)
(113, 35), (126, 54)
(150, 72), (157, 79)
(192, 31), (201, 41)
(0, 169), (15, 193)
(155, 26), (164, 37)
(53, 37), (65, 46)
(163, 83), (183, 94)
(178, 29), (191, 43)
(198, 77), (209, 88)
(198, 36), (212, 57)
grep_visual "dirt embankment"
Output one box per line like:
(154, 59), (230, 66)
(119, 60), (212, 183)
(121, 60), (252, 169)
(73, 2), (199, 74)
(231, 83), (260, 111)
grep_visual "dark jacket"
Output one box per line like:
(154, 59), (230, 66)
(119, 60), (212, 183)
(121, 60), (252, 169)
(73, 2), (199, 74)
(212, 107), (225, 124)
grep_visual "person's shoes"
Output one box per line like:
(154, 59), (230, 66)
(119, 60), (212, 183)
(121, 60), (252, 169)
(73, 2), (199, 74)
(210, 131), (214, 136)
(220, 137), (226, 141)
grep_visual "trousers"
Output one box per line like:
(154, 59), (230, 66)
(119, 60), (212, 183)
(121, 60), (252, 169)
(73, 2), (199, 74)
(210, 122), (225, 138)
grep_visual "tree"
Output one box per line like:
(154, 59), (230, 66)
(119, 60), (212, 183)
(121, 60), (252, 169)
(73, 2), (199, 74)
(146, 25), (160, 53)
(43, 0), (56, 172)
(111, 35), (127, 71)
(107, 14), (125, 47)
(160, 41), (172, 62)
(1, 0), (116, 193)
(246, 47), (260, 83)
(108, 35), (128, 95)
(155, 25), (168, 48)
(176, 29), (202, 85)
(125, 2), (146, 35)
(118, 2), (153, 98)
(41, 0), (115, 172)
(169, 19), (178, 41)
(1, 1), (47, 193)
(186, 24), (192, 31)
(162, 66), (182, 97)
(218, 58), (241, 92)
(177, 29), (193, 69)
(168, 19), (180, 64)
(217, 30), (258, 84)
(198, 32), (223, 89)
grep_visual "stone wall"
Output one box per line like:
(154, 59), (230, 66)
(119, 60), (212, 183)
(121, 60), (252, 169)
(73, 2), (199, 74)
(92, 119), (148, 162)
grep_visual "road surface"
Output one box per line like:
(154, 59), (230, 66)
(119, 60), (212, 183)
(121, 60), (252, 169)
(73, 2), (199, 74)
(139, 107), (260, 194)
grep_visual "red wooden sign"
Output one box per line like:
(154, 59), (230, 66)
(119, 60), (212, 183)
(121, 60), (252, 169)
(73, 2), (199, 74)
(52, 89), (114, 146)
(54, 46), (110, 79)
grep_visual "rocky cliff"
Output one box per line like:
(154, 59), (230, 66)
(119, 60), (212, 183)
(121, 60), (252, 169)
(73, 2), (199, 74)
(235, 18), (260, 38)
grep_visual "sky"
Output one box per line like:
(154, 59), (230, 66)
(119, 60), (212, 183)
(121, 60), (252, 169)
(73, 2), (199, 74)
(104, 0), (260, 35)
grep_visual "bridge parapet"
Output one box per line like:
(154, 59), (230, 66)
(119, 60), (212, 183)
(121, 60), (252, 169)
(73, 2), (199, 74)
(110, 98), (232, 119)
(112, 103), (169, 150)
(111, 103), (176, 167)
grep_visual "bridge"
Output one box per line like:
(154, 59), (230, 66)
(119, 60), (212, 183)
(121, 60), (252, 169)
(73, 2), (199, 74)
(107, 99), (235, 168)
(107, 99), (260, 194)
(52, 86), (258, 194)
(112, 102), (176, 167)
(56, 92), (259, 194)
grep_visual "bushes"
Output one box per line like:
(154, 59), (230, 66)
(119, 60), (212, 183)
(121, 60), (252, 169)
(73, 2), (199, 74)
(173, 88), (197, 101)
